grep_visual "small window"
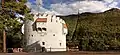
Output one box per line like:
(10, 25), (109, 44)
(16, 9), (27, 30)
(39, 22), (46, 25)
(53, 34), (55, 36)
(42, 28), (47, 31)
(42, 22), (44, 25)
(31, 35), (33, 37)
(51, 19), (52, 22)
(51, 16), (53, 22)
(38, 27), (42, 31)
(42, 42), (45, 45)
(60, 43), (61, 46)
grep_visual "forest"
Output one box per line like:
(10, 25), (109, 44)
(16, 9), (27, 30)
(61, 8), (120, 51)
(0, 0), (33, 52)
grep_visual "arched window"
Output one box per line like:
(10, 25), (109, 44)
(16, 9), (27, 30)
(42, 42), (45, 45)
(38, 27), (42, 31)
(42, 28), (47, 31)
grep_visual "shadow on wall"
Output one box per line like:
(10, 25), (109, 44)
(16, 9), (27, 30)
(32, 22), (37, 31)
(24, 41), (47, 52)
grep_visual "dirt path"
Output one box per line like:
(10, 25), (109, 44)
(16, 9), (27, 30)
(0, 51), (120, 55)
(67, 51), (120, 55)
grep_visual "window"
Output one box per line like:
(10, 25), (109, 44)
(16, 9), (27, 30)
(42, 23), (44, 25)
(42, 28), (47, 31)
(51, 18), (52, 22)
(38, 27), (42, 31)
(37, 27), (47, 31)
(39, 23), (41, 24)
(37, 27), (47, 34)
(60, 43), (61, 46)
(53, 34), (55, 36)
(40, 22), (45, 25)
(31, 35), (33, 37)
(51, 16), (53, 22)
(42, 42), (45, 45)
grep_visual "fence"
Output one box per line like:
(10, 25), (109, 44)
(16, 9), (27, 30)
(7, 48), (23, 53)
(7, 47), (67, 53)
(26, 47), (67, 52)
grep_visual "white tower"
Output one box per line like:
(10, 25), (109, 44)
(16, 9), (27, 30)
(24, 13), (68, 52)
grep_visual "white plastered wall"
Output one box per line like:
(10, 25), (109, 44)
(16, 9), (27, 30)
(24, 13), (68, 52)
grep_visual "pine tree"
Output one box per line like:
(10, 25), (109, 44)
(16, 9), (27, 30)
(0, 0), (33, 52)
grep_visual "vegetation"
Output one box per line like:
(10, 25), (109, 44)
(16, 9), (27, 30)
(1, 0), (120, 51)
(0, 0), (33, 52)
(61, 8), (120, 51)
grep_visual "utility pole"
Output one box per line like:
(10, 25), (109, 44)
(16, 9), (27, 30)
(72, 10), (80, 41)
(2, 0), (6, 53)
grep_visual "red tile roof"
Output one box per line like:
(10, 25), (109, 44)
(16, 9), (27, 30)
(36, 18), (47, 22)
(63, 24), (67, 28)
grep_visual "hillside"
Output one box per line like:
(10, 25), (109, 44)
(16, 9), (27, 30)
(60, 8), (120, 51)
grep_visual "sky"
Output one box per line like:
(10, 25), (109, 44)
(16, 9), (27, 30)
(26, 0), (120, 15)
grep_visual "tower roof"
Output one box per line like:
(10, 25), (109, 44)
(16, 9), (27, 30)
(36, 18), (47, 22)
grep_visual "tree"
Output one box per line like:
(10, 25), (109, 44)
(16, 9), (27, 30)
(61, 8), (120, 51)
(0, 0), (33, 52)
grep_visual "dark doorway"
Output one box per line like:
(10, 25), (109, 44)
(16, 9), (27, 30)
(42, 47), (46, 52)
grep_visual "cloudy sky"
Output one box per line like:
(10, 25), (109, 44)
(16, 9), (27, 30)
(26, 0), (120, 15)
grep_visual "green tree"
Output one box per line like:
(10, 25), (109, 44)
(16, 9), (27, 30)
(61, 8), (120, 51)
(0, 0), (33, 52)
